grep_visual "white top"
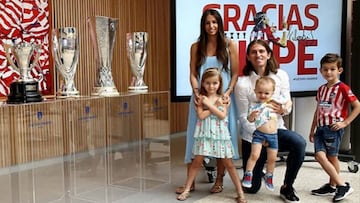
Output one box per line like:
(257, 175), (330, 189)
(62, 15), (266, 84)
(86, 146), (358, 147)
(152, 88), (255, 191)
(249, 102), (277, 129)
(234, 69), (292, 143)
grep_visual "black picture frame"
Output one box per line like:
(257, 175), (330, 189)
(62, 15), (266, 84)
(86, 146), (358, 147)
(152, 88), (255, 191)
(171, 0), (348, 102)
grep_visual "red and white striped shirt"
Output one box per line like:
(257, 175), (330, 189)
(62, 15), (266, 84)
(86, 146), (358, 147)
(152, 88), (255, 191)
(316, 82), (358, 126)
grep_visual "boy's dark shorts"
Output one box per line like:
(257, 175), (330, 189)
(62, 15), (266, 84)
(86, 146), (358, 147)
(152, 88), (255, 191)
(314, 125), (344, 156)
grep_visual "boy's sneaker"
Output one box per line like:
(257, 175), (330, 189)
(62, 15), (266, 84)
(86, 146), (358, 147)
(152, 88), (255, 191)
(264, 174), (275, 191)
(280, 185), (300, 203)
(333, 182), (354, 202)
(242, 171), (252, 188)
(311, 183), (336, 196)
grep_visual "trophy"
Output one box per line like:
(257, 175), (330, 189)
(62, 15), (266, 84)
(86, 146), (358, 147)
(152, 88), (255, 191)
(126, 32), (148, 93)
(52, 27), (80, 97)
(3, 42), (43, 104)
(88, 16), (119, 96)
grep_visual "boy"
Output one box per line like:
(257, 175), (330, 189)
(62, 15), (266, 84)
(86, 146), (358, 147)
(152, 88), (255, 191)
(309, 53), (360, 202)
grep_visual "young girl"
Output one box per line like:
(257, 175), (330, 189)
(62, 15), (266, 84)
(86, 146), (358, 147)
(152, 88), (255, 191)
(177, 68), (246, 203)
(242, 76), (279, 191)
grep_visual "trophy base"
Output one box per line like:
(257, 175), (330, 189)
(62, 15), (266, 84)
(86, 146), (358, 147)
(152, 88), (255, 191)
(6, 80), (43, 104)
(92, 86), (120, 97)
(57, 90), (80, 98)
(128, 86), (148, 93)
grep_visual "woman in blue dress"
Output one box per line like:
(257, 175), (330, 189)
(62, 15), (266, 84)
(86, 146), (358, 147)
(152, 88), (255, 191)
(175, 8), (239, 194)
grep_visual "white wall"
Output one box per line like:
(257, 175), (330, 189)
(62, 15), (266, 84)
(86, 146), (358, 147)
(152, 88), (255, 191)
(293, 97), (317, 153)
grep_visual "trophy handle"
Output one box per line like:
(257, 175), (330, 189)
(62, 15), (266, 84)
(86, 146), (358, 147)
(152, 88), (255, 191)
(3, 44), (20, 72)
(29, 44), (42, 70)
(52, 29), (66, 77)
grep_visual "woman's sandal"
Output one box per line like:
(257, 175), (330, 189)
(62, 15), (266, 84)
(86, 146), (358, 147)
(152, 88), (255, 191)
(209, 184), (223, 193)
(175, 184), (195, 194)
(210, 175), (224, 193)
(176, 190), (190, 201)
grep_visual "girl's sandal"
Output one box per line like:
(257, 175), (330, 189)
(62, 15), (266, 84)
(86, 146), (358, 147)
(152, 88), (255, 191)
(175, 184), (195, 194)
(236, 192), (247, 203)
(176, 190), (190, 201)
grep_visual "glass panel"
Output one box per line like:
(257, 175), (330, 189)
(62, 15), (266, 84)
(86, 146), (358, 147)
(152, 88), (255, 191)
(0, 105), (12, 202)
(140, 91), (170, 190)
(64, 97), (107, 202)
(9, 100), (65, 203)
(105, 95), (141, 201)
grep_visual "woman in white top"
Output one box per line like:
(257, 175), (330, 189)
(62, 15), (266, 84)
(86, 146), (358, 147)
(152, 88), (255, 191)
(234, 39), (306, 203)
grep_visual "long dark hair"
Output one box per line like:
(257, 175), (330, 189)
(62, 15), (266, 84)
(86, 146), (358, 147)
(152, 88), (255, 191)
(242, 40), (279, 76)
(196, 9), (228, 77)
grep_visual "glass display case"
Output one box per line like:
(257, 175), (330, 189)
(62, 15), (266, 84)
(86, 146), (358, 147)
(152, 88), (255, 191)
(5, 100), (64, 203)
(0, 91), (170, 202)
(140, 91), (170, 190)
(63, 96), (107, 202)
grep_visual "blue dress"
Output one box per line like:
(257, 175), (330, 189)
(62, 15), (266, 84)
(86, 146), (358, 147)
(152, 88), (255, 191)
(184, 56), (239, 163)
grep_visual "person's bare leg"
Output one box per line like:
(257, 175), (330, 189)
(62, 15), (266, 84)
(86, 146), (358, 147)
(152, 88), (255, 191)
(328, 155), (345, 185)
(245, 143), (262, 171)
(176, 163), (195, 194)
(177, 156), (203, 201)
(315, 152), (345, 185)
(222, 158), (247, 203)
(329, 155), (340, 186)
(210, 158), (225, 193)
(263, 148), (277, 191)
(265, 148), (277, 174)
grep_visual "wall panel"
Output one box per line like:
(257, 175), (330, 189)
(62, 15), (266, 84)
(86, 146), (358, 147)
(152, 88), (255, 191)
(52, 0), (187, 133)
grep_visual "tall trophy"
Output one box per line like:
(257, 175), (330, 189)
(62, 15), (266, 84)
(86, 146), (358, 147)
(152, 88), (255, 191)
(3, 42), (43, 104)
(88, 16), (119, 96)
(126, 32), (148, 93)
(52, 27), (80, 97)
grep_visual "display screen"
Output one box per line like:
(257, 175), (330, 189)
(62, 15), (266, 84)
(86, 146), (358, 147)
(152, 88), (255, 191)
(171, 0), (346, 101)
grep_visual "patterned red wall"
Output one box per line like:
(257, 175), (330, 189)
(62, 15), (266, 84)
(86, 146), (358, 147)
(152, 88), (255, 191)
(0, 0), (53, 97)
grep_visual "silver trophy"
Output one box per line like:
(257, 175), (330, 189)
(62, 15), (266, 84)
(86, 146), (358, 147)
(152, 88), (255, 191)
(3, 42), (43, 103)
(52, 27), (80, 97)
(126, 32), (148, 93)
(88, 16), (119, 96)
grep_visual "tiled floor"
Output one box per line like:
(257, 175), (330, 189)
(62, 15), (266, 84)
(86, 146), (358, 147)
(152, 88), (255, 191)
(0, 132), (359, 203)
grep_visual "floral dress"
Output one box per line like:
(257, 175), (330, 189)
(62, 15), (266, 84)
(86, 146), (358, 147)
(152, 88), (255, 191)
(192, 105), (234, 158)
